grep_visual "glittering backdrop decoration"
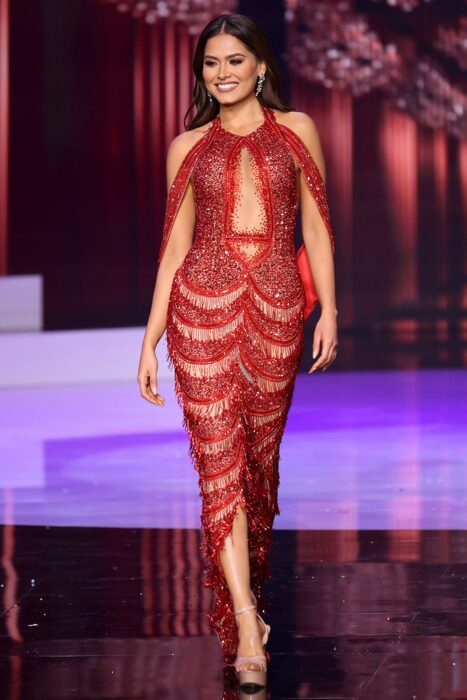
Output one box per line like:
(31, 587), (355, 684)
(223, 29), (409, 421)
(387, 58), (467, 140)
(284, 1), (401, 96)
(100, 0), (238, 33)
(370, 0), (433, 11)
(435, 16), (467, 71)
(284, 0), (467, 139)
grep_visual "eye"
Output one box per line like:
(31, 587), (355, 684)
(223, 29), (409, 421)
(230, 59), (242, 65)
(204, 60), (216, 67)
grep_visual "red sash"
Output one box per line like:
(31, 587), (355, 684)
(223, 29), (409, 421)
(296, 243), (317, 321)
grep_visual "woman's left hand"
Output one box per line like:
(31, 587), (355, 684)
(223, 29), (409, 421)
(308, 309), (338, 372)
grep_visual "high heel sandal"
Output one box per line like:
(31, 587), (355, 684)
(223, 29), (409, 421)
(231, 603), (270, 689)
(249, 591), (271, 649)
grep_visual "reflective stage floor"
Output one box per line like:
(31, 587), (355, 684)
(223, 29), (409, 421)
(1, 369), (467, 698)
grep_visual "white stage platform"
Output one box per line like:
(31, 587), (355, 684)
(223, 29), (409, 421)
(0, 326), (172, 388)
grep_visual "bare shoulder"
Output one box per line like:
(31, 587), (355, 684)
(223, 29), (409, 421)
(272, 109), (321, 145)
(166, 123), (212, 186)
(167, 126), (208, 163)
(271, 109), (326, 177)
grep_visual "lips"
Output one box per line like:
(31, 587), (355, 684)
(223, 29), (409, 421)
(215, 82), (238, 92)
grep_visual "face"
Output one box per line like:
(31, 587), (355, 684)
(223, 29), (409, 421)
(202, 33), (266, 104)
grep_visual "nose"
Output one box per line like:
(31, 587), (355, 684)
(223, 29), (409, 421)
(217, 64), (231, 81)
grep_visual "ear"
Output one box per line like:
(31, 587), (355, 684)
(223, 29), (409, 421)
(259, 61), (267, 76)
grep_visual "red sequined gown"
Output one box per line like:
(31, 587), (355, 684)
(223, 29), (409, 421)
(157, 104), (334, 665)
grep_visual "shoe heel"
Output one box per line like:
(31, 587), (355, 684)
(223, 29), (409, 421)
(232, 603), (269, 689)
(237, 667), (266, 690)
(256, 612), (271, 646)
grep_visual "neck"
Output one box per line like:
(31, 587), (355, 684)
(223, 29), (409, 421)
(218, 97), (265, 130)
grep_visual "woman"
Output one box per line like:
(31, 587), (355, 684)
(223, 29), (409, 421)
(137, 13), (338, 688)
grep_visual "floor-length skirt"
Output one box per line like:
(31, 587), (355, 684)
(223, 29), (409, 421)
(165, 265), (305, 665)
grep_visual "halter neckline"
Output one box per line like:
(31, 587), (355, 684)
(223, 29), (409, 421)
(215, 104), (274, 139)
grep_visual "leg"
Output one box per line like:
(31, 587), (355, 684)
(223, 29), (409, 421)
(218, 505), (265, 665)
(219, 505), (251, 612)
(170, 366), (253, 664)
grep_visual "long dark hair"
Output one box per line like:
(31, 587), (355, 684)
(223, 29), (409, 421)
(184, 14), (294, 131)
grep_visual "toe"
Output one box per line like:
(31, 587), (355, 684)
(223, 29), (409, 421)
(246, 662), (261, 671)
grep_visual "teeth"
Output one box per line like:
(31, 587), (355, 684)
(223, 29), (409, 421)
(217, 83), (237, 88)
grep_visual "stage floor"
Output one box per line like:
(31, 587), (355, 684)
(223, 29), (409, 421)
(1, 369), (467, 698)
(1, 369), (466, 530)
(1, 526), (466, 698)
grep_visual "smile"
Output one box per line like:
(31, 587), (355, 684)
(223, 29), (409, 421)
(216, 83), (239, 92)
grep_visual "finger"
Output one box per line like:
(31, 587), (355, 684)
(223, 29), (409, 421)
(140, 378), (158, 404)
(137, 375), (149, 399)
(147, 376), (165, 405)
(138, 374), (164, 405)
(311, 345), (337, 372)
(149, 359), (164, 404)
(312, 334), (322, 362)
(145, 386), (164, 405)
(148, 372), (160, 399)
(309, 342), (332, 372)
(319, 347), (338, 371)
(309, 358), (325, 372)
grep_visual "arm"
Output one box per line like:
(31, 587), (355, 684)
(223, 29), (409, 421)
(137, 132), (197, 405)
(291, 112), (338, 371)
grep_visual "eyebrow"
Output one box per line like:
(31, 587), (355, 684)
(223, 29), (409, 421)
(204, 53), (246, 59)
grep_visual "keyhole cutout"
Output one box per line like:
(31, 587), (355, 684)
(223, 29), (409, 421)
(226, 144), (272, 267)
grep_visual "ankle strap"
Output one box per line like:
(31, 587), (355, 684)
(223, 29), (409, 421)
(233, 603), (257, 616)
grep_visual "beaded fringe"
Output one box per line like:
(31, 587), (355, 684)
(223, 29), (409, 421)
(201, 455), (244, 494)
(203, 424), (239, 455)
(251, 424), (282, 457)
(178, 278), (246, 309)
(211, 492), (241, 523)
(183, 389), (233, 418)
(249, 404), (286, 427)
(255, 329), (301, 358)
(255, 372), (291, 393)
(250, 287), (303, 321)
(173, 310), (243, 341)
(238, 355), (254, 383)
(176, 344), (238, 379)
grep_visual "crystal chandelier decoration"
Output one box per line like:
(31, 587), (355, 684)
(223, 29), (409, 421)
(100, 0), (238, 33)
(434, 17), (467, 71)
(370, 0), (433, 11)
(387, 58), (467, 139)
(285, 0), (466, 138)
(284, 1), (401, 96)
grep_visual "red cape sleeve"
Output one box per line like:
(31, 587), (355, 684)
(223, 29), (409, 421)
(157, 127), (215, 266)
(278, 123), (335, 320)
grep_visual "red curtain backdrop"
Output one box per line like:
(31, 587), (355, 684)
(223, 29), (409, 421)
(7, 1), (200, 329)
(132, 19), (197, 305)
(379, 103), (418, 355)
(289, 78), (466, 355)
(379, 104), (418, 308)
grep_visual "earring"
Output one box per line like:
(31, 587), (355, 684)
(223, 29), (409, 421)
(206, 88), (213, 104)
(255, 72), (266, 96)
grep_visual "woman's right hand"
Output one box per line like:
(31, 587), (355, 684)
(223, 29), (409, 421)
(137, 343), (165, 406)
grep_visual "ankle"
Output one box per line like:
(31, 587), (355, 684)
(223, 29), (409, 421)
(235, 613), (261, 637)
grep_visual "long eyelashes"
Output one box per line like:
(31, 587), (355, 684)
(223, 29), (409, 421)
(204, 60), (243, 67)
